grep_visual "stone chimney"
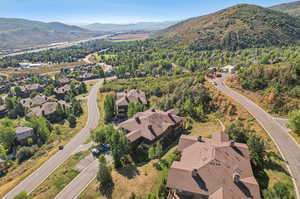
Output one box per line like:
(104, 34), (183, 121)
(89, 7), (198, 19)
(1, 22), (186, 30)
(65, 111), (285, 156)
(192, 169), (198, 177)
(135, 117), (141, 124)
(233, 172), (240, 183)
(197, 136), (202, 142)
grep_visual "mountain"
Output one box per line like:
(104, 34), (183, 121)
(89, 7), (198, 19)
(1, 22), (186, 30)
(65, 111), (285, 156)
(270, 1), (300, 17)
(0, 18), (98, 50)
(84, 21), (178, 32)
(158, 4), (300, 50)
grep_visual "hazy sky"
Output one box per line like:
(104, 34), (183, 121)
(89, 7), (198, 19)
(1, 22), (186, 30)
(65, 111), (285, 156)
(0, 0), (295, 24)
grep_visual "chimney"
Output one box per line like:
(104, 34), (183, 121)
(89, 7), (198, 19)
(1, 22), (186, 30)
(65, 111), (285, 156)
(148, 125), (153, 132)
(197, 136), (202, 142)
(42, 110), (45, 116)
(135, 117), (141, 124)
(192, 169), (198, 177)
(125, 96), (129, 103)
(233, 172), (240, 183)
(230, 141), (235, 147)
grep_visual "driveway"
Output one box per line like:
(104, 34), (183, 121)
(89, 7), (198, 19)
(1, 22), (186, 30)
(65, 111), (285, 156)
(214, 74), (300, 199)
(3, 79), (103, 199)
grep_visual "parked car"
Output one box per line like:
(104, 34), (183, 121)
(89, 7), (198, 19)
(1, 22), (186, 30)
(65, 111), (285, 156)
(59, 145), (64, 150)
(92, 144), (110, 156)
(216, 73), (222, 77)
(213, 82), (218, 86)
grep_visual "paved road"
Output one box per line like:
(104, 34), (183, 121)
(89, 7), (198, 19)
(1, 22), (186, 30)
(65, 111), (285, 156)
(55, 159), (99, 199)
(214, 74), (300, 199)
(3, 79), (103, 199)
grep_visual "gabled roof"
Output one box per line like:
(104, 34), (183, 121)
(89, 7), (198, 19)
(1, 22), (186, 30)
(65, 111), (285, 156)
(15, 126), (34, 141)
(54, 84), (71, 94)
(167, 132), (261, 199)
(118, 109), (183, 143)
(116, 89), (147, 107)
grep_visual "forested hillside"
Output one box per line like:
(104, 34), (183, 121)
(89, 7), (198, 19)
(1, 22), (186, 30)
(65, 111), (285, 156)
(270, 1), (300, 17)
(159, 4), (300, 50)
(0, 18), (97, 50)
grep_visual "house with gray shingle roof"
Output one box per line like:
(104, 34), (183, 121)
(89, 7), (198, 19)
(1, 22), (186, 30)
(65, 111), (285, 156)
(15, 127), (34, 144)
(118, 109), (183, 147)
(167, 132), (261, 199)
(0, 105), (8, 118)
(116, 89), (147, 117)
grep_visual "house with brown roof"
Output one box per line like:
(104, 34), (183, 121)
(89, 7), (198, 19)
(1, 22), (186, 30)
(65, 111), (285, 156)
(0, 105), (8, 118)
(27, 101), (70, 122)
(15, 127), (34, 145)
(19, 84), (44, 98)
(118, 109), (183, 147)
(54, 84), (71, 99)
(21, 94), (52, 109)
(116, 89), (147, 117)
(167, 132), (261, 199)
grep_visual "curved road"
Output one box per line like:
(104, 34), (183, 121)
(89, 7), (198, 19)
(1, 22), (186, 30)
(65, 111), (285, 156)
(214, 74), (300, 199)
(3, 79), (103, 199)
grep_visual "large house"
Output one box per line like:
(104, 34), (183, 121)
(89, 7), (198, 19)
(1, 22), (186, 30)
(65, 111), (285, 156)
(15, 126), (34, 144)
(54, 84), (71, 99)
(21, 94), (52, 109)
(167, 132), (261, 199)
(116, 89), (147, 117)
(27, 101), (70, 121)
(118, 109), (183, 147)
(19, 84), (44, 98)
(0, 105), (8, 118)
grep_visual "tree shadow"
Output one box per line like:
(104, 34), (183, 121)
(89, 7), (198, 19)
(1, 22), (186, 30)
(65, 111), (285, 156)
(264, 152), (290, 177)
(100, 182), (115, 199)
(116, 164), (140, 179)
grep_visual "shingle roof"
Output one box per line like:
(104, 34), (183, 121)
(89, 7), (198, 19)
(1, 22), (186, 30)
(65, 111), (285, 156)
(54, 84), (71, 94)
(118, 109), (183, 143)
(167, 132), (261, 199)
(116, 89), (147, 106)
(15, 126), (34, 141)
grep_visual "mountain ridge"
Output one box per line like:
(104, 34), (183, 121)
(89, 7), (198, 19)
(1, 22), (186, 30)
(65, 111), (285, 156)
(84, 21), (178, 32)
(270, 1), (300, 17)
(158, 4), (300, 50)
(0, 18), (98, 50)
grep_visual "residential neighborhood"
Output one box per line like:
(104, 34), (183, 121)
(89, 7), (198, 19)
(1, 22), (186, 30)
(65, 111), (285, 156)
(0, 1), (300, 199)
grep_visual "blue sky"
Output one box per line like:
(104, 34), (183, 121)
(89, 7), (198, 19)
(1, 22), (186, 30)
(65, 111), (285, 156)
(0, 0), (295, 24)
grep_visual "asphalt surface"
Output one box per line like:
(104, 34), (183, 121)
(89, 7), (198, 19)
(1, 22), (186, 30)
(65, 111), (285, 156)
(214, 74), (300, 199)
(3, 79), (103, 199)
(54, 159), (99, 199)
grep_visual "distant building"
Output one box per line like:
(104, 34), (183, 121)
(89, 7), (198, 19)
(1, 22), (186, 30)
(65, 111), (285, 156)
(167, 132), (261, 199)
(116, 89), (147, 117)
(19, 84), (44, 98)
(221, 65), (236, 73)
(19, 63), (43, 68)
(54, 84), (71, 99)
(21, 94), (51, 109)
(0, 105), (8, 118)
(15, 127), (34, 144)
(118, 109), (183, 147)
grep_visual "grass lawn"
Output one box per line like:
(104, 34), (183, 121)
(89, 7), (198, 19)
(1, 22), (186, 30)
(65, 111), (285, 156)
(0, 81), (94, 197)
(30, 151), (89, 199)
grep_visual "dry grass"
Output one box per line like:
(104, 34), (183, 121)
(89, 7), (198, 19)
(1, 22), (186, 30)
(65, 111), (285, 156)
(108, 33), (150, 41)
(190, 117), (222, 138)
(31, 151), (89, 199)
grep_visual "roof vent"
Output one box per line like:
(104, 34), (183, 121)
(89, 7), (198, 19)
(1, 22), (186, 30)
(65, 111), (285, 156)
(233, 172), (240, 183)
(135, 117), (141, 124)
